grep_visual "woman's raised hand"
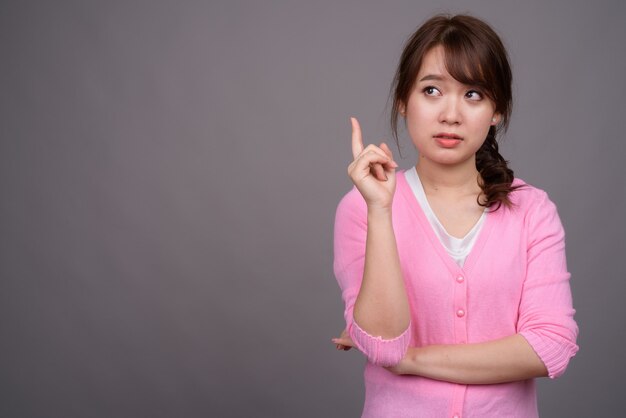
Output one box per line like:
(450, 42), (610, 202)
(348, 117), (398, 210)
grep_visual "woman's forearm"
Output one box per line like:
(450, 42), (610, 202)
(353, 206), (410, 339)
(390, 334), (548, 384)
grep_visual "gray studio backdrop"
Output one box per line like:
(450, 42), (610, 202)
(1, 1), (624, 417)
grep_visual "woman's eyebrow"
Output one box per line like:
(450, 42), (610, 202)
(419, 74), (445, 82)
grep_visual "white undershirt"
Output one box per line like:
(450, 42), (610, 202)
(405, 167), (486, 267)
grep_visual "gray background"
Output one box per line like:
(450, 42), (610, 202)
(1, 1), (624, 417)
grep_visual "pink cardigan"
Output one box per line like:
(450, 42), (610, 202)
(334, 171), (578, 418)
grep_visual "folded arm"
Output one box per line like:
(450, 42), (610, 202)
(386, 334), (547, 384)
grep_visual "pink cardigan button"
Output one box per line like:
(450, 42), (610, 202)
(456, 309), (465, 318)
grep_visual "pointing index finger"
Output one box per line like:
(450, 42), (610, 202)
(351, 117), (364, 160)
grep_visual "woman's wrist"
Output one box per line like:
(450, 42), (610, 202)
(367, 204), (393, 220)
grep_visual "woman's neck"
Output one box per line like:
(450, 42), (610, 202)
(415, 158), (482, 198)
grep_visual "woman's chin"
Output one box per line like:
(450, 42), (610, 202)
(418, 152), (476, 167)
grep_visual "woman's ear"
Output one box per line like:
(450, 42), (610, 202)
(490, 113), (501, 125)
(399, 104), (406, 117)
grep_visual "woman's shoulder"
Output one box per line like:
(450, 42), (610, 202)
(507, 178), (560, 216)
(337, 185), (365, 208)
(510, 178), (550, 200)
(335, 186), (367, 225)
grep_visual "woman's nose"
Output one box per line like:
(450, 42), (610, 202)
(439, 97), (462, 125)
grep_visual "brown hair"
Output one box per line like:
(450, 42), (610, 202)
(391, 14), (518, 209)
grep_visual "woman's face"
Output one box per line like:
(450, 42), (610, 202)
(403, 45), (499, 168)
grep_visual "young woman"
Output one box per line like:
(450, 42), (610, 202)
(331, 14), (578, 418)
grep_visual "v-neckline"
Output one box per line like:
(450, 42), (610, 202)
(406, 167), (487, 241)
(397, 170), (497, 275)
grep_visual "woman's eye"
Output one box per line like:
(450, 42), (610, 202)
(423, 86), (441, 96)
(466, 90), (483, 100)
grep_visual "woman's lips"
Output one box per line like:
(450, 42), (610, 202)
(434, 133), (462, 148)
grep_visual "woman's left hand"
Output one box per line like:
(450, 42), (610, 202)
(332, 329), (416, 372)
(332, 329), (355, 351)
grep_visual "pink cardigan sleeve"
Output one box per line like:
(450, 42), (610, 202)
(333, 188), (411, 367)
(517, 191), (579, 378)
